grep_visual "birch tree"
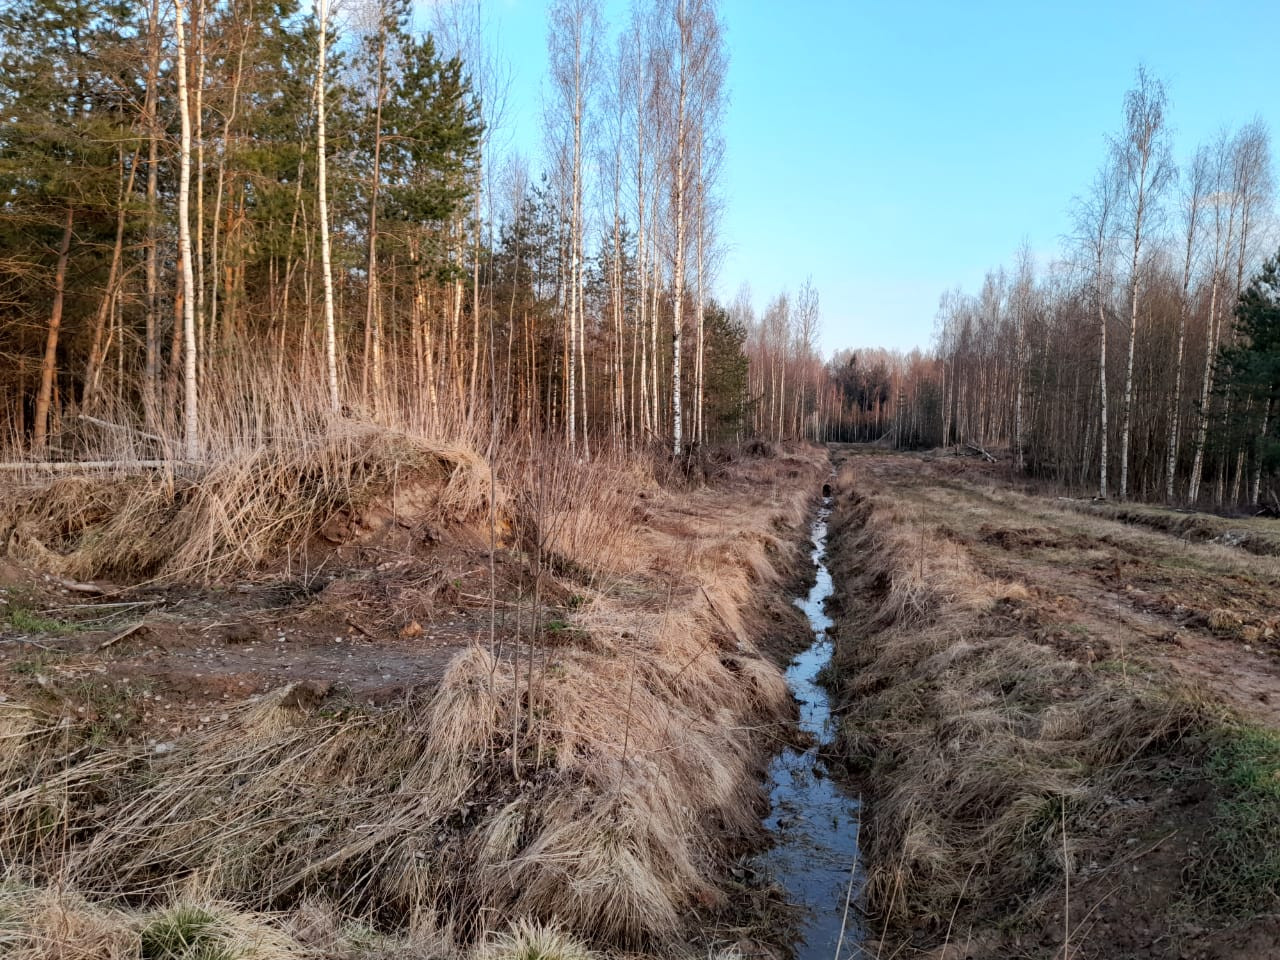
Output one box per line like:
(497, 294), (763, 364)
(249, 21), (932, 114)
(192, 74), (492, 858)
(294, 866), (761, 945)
(315, 0), (340, 413)
(1010, 243), (1037, 471)
(176, 0), (200, 455)
(547, 0), (599, 451)
(1166, 145), (1209, 501)
(1187, 132), (1240, 504)
(1076, 168), (1118, 498)
(1113, 67), (1173, 500)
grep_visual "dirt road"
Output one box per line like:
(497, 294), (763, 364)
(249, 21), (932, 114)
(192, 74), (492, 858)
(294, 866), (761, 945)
(855, 451), (1280, 726)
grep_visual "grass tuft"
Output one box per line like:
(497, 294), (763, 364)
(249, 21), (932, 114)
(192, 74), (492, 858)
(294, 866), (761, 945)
(140, 906), (233, 960)
(5, 605), (80, 635)
(1188, 726), (1280, 916)
(476, 919), (596, 960)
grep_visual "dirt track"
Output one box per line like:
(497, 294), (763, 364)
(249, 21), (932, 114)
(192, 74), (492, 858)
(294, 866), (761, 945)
(851, 449), (1280, 725)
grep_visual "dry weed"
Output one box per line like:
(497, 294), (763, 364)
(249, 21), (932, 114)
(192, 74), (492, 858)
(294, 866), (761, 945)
(0, 442), (830, 952)
(3, 426), (501, 582)
(826, 459), (1210, 934)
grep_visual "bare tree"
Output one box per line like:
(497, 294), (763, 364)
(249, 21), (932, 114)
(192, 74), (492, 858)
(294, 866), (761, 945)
(1074, 168), (1118, 498)
(547, 0), (599, 451)
(32, 209), (73, 457)
(1010, 243), (1037, 471)
(1112, 66), (1173, 499)
(143, 0), (162, 419)
(1166, 144), (1209, 501)
(1188, 131), (1241, 504)
(794, 278), (820, 438)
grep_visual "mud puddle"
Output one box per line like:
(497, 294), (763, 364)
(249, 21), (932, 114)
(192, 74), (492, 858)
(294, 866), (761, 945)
(760, 492), (866, 959)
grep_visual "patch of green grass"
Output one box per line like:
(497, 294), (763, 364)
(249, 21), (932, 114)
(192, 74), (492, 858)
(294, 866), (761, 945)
(1091, 659), (1130, 675)
(140, 906), (235, 960)
(1185, 725), (1280, 916)
(542, 618), (590, 643)
(70, 677), (151, 742)
(5, 606), (81, 635)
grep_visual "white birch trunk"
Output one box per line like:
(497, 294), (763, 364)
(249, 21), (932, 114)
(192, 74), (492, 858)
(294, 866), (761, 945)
(175, 0), (199, 457)
(315, 0), (340, 413)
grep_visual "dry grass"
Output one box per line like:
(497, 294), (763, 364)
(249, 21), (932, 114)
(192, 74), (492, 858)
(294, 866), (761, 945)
(826, 459), (1213, 935)
(0, 887), (318, 960)
(1067, 499), (1280, 556)
(1, 425), (500, 582)
(475, 919), (595, 960)
(0, 435), (829, 950)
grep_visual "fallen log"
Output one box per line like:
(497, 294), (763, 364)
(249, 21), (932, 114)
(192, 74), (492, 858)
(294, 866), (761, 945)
(73, 414), (166, 444)
(0, 459), (201, 472)
(51, 576), (108, 595)
(964, 442), (998, 463)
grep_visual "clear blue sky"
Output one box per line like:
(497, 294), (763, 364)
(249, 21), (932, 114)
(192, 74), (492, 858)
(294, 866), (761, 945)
(465, 0), (1278, 357)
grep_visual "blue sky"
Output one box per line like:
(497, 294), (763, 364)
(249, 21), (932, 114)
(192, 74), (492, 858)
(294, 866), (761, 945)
(463, 0), (1279, 357)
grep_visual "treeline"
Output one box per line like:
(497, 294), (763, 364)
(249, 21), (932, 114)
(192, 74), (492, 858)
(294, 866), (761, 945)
(848, 69), (1280, 507)
(817, 348), (944, 447)
(0, 0), (825, 461)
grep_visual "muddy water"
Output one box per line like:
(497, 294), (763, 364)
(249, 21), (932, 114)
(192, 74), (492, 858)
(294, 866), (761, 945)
(760, 494), (866, 959)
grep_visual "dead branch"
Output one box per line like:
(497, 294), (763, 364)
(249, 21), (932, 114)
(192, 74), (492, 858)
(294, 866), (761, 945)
(964, 442), (998, 462)
(99, 621), (146, 649)
(74, 414), (166, 444)
(0, 459), (200, 472)
(51, 576), (108, 595)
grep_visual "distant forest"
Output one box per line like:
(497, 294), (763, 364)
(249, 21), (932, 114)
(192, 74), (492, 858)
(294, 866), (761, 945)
(825, 70), (1280, 510)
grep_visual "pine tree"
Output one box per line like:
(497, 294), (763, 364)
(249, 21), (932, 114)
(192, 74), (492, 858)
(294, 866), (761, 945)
(0, 0), (137, 452)
(1220, 250), (1280, 501)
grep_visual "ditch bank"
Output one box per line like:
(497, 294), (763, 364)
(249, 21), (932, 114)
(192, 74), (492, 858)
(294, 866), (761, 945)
(820, 450), (1280, 960)
(0, 437), (831, 958)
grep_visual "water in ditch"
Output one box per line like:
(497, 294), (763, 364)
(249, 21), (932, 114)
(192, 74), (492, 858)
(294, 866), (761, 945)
(759, 492), (867, 959)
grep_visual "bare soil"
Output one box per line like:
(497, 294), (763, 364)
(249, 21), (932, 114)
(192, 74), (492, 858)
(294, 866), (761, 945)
(0, 538), (519, 735)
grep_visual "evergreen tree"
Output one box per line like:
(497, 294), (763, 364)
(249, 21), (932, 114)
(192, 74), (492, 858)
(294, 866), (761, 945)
(1220, 250), (1280, 492)
(0, 0), (138, 446)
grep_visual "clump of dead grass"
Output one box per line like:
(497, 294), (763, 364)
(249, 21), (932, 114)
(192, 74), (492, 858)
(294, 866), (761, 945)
(2, 425), (502, 582)
(0, 886), (318, 960)
(475, 919), (595, 960)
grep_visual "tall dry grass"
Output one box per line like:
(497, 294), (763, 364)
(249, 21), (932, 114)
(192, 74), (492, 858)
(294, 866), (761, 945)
(0, 376), (829, 952)
(0, 350), (510, 583)
(825, 460), (1212, 936)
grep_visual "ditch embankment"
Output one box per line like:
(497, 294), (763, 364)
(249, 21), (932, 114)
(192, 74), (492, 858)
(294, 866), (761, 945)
(822, 446), (1280, 960)
(0, 430), (831, 959)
